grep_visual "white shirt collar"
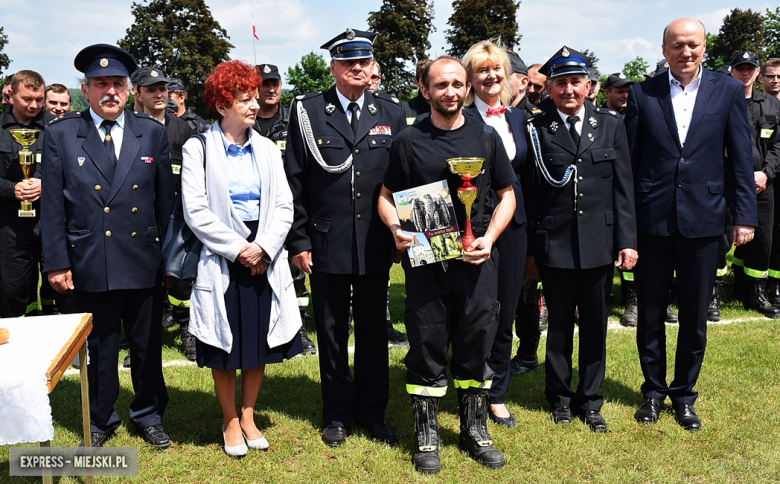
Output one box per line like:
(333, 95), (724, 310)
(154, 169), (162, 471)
(89, 107), (125, 130)
(557, 104), (586, 127)
(473, 95), (502, 118)
(335, 88), (365, 114)
(668, 65), (703, 90)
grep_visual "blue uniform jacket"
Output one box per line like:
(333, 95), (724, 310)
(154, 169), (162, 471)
(624, 68), (757, 237)
(41, 110), (174, 292)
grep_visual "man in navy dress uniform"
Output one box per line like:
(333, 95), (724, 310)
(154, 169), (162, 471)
(284, 28), (404, 447)
(41, 44), (174, 448)
(625, 18), (757, 430)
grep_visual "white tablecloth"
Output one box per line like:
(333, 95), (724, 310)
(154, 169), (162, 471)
(0, 313), (88, 445)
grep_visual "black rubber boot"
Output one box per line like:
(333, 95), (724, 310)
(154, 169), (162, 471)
(708, 277), (724, 322)
(409, 395), (441, 474)
(162, 300), (176, 329)
(300, 325), (316, 355)
(744, 276), (780, 318)
(767, 278), (780, 307)
(509, 340), (539, 376)
(179, 322), (197, 361)
(457, 388), (504, 469)
(620, 281), (638, 327)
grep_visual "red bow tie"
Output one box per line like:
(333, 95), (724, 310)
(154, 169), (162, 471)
(486, 105), (506, 117)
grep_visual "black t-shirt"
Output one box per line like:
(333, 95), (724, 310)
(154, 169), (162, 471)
(256, 111), (280, 137)
(384, 114), (516, 234)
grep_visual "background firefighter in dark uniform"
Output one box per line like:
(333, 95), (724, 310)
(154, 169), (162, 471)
(252, 62), (316, 355)
(284, 28), (404, 448)
(725, 51), (780, 318)
(400, 59), (432, 126)
(379, 56), (517, 474)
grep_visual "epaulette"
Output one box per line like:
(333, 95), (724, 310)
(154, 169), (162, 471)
(132, 110), (165, 124)
(372, 92), (400, 105)
(48, 111), (81, 125)
(295, 92), (323, 102)
(529, 107), (543, 115)
(594, 107), (620, 117)
(526, 109), (548, 124)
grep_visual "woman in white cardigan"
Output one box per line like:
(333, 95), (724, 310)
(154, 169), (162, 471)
(181, 61), (301, 457)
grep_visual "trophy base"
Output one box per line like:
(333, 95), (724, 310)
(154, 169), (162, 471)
(18, 209), (36, 218)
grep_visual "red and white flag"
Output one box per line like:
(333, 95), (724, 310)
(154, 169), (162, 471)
(252, 20), (259, 40)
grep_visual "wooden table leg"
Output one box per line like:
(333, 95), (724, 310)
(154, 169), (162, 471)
(39, 440), (53, 484)
(79, 344), (94, 484)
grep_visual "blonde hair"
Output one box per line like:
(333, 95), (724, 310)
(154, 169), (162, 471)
(462, 39), (512, 107)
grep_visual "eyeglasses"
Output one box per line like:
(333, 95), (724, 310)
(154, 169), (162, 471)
(763, 74), (780, 80)
(370, 75), (380, 80)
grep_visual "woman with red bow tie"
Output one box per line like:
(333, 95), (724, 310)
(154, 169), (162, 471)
(462, 39), (529, 428)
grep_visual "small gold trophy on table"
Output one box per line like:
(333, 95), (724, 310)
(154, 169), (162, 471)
(446, 157), (485, 250)
(9, 128), (40, 218)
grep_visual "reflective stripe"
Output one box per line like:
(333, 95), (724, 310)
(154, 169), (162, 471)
(622, 271), (634, 281)
(716, 266), (729, 277)
(297, 297), (309, 306)
(453, 379), (492, 390)
(406, 384), (447, 397)
(25, 301), (39, 314)
(537, 282), (542, 290)
(769, 269), (780, 279)
(168, 295), (191, 308)
(731, 257), (744, 267)
(743, 266), (768, 279)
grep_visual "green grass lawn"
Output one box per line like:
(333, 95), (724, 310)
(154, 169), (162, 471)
(3, 265), (780, 483)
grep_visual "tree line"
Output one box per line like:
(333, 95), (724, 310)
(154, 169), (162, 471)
(1, 3), (779, 118)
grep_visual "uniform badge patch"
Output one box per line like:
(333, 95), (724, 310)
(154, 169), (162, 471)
(325, 103), (336, 115)
(99, 58), (108, 67)
(276, 140), (287, 151)
(369, 126), (392, 136)
(151, 70), (159, 77)
(141, 157), (154, 164)
(562, 47), (570, 58)
(78, 156), (85, 166)
(549, 121), (559, 133)
(263, 65), (271, 73)
(588, 117), (597, 128)
(367, 103), (377, 115)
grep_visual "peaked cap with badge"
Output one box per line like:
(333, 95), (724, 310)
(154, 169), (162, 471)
(321, 28), (376, 60)
(731, 50), (760, 68)
(74, 43), (138, 78)
(256, 63), (281, 81)
(539, 46), (590, 79)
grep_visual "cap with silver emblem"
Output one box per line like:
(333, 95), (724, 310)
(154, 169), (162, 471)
(604, 72), (635, 89)
(540, 46), (589, 79)
(256, 63), (281, 82)
(731, 50), (759, 68)
(320, 28), (376, 61)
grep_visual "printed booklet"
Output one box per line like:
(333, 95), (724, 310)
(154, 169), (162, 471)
(393, 180), (463, 267)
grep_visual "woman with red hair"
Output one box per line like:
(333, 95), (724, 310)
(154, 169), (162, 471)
(181, 60), (302, 456)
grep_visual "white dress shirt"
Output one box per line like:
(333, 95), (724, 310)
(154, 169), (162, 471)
(336, 88), (365, 124)
(473, 96), (516, 160)
(558, 105), (586, 137)
(89, 108), (125, 160)
(668, 67), (703, 147)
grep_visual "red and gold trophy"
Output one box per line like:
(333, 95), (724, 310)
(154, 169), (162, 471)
(9, 128), (40, 218)
(446, 157), (485, 249)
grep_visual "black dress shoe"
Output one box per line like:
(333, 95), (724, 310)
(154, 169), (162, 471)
(550, 406), (572, 424)
(386, 322), (405, 343)
(577, 409), (607, 433)
(673, 403), (701, 431)
(322, 426), (347, 447)
(509, 356), (538, 376)
(488, 407), (516, 427)
(635, 397), (663, 424)
(140, 424), (171, 449)
(123, 352), (131, 368)
(78, 432), (112, 448)
(367, 423), (398, 444)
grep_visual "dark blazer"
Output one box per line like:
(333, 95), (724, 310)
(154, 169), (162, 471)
(285, 86), (404, 275)
(41, 110), (174, 291)
(463, 103), (527, 226)
(624, 68), (757, 237)
(525, 101), (636, 269)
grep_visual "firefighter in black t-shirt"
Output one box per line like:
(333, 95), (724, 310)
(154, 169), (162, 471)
(379, 56), (516, 474)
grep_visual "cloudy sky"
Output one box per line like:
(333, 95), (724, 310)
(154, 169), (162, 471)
(2, 0), (775, 90)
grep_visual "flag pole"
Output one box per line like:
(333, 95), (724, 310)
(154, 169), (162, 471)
(252, 13), (257, 65)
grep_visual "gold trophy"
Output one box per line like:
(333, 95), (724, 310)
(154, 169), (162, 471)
(446, 157), (485, 249)
(9, 128), (40, 218)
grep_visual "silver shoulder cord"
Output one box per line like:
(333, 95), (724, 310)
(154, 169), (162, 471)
(297, 99), (356, 198)
(527, 123), (579, 212)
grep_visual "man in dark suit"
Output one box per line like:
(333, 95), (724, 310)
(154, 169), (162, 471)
(41, 44), (174, 448)
(525, 46), (637, 433)
(284, 28), (404, 447)
(624, 18), (757, 430)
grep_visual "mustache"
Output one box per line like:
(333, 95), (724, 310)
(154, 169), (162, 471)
(99, 94), (122, 106)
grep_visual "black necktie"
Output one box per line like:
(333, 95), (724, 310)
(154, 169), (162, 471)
(101, 120), (118, 166)
(348, 102), (359, 135)
(567, 115), (580, 148)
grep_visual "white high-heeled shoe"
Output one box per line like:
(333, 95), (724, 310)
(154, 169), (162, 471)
(222, 425), (248, 457)
(242, 430), (269, 450)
